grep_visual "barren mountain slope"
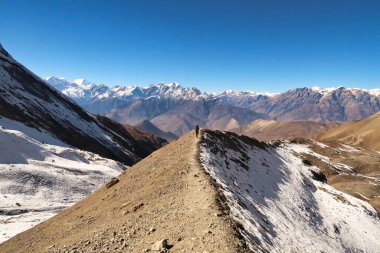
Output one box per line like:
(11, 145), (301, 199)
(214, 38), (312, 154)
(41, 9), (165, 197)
(0, 132), (247, 253)
(318, 111), (380, 150)
(233, 119), (337, 141)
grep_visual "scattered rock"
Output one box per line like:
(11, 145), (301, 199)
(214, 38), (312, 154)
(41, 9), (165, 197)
(132, 203), (144, 212)
(106, 178), (120, 189)
(302, 159), (312, 166)
(214, 212), (223, 217)
(121, 202), (129, 209)
(204, 229), (212, 234)
(15, 203), (21, 207)
(151, 239), (170, 251)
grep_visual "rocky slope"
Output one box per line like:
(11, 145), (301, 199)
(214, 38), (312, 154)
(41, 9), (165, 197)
(233, 119), (337, 141)
(2, 130), (379, 252)
(318, 111), (380, 151)
(0, 45), (165, 165)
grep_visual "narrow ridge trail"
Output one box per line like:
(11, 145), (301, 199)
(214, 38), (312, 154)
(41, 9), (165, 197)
(0, 131), (244, 253)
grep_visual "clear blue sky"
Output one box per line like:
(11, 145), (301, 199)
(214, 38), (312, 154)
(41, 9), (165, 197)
(1, 0), (379, 92)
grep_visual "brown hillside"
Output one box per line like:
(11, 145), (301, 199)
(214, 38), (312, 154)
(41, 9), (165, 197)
(133, 120), (178, 142)
(0, 131), (245, 253)
(318, 111), (380, 150)
(233, 119), (337, 141)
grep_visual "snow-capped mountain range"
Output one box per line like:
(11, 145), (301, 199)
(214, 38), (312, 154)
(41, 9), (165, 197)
(45, 76), (209, 106)
(45, 76), (380, 105)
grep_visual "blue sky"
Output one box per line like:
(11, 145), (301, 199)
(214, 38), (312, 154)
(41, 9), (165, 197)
(1, 0), (379, 92)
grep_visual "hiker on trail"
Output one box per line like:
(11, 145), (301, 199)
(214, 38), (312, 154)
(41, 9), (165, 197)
(195, 125), (200, 138)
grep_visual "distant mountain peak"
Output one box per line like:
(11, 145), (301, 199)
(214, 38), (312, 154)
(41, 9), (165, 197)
(72, 78), (95, 89)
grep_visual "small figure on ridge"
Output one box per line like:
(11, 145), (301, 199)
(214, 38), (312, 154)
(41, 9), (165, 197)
(195, 125), (200, 138)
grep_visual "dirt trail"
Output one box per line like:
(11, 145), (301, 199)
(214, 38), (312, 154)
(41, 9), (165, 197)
(0, 131), (242, 253)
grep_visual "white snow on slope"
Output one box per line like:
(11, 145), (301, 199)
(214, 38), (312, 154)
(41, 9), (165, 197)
(200, 131), (380, 253)
(0, 118), (124, 243)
